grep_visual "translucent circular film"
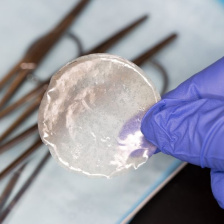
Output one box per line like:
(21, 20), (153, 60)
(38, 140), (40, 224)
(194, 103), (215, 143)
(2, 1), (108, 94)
(38, 54), (160, 178)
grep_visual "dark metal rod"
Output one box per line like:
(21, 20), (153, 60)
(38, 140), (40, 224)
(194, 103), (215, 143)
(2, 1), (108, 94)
(0, 93), (43, 143)
(0, 138), (42, 181)
(86, 15), (148, 54)
(0, 61), (22, 90)
(0, 82), (48, 119)
(0, 152), (50, 222)
(0, 163), (27, 212)
(0, 70), (30, 109)
(133, 33), (177, 66)
(0, 124), (38, 154)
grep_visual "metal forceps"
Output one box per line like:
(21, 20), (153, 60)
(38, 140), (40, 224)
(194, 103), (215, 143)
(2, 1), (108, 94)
(0, 0), (90, 109)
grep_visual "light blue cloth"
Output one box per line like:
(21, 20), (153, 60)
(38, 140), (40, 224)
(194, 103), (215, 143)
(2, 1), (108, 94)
(0, 0), (224, 223)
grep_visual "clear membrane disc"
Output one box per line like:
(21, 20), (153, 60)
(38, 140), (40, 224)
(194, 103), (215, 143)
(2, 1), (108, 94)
(38, 54), (160, 178)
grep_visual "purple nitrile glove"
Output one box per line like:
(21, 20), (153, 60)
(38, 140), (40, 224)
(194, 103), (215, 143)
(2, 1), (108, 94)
(141, 57), (224, 208)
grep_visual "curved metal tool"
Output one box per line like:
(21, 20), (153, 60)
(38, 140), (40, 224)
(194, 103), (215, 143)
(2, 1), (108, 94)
(0, 0), (90, 109)
(0, 152), (50, 223)
(149, 60), (169, 95)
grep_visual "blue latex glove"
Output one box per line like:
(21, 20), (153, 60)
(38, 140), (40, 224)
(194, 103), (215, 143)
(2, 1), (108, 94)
(141, 57), (224, 208)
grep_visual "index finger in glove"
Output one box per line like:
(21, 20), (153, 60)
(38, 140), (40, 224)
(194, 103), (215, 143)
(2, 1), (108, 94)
(141, 97), (224, 170)
(164, 57), (224, 100)
(211, 169), (224, 209)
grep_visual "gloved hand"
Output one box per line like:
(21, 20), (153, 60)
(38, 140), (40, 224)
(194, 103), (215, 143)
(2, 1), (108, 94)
(141, 57), (224, 208)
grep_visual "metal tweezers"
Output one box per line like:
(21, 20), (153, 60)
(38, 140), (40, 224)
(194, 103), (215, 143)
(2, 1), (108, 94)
(0, 0), (177, 221)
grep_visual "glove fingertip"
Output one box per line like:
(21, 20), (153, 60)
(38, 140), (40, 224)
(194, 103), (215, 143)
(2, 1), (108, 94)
(154, 148), (161, 154)
(211, 170), (224, 209)
(141, 101), (164, 143)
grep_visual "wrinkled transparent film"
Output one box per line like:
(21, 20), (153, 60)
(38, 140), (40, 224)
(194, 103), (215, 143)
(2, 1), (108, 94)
(38, 54), (160, 178)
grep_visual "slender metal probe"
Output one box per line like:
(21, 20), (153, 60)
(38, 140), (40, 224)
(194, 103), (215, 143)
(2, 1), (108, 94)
(0, 138), (42, 181)
(133, 33), (177, 65)
(0, 82), (48, 119)
(0, 163), (27, 212)
(0, 152), (50, 222)
(86, 15), (148, 54)
(0, 93), (44, 143)
(0, 124), (38, 154)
